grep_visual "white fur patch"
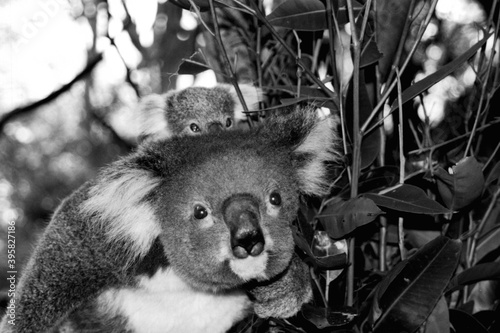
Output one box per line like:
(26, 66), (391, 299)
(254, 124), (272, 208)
(229, 252), (269, 281)
(295, 115), (340, 196)
(228, 225), (275, 281)
(100, 268), (251, 333)
(138, 94), (172, 140)
(80, 170), (161, 261)
(227, 83), (263, 121)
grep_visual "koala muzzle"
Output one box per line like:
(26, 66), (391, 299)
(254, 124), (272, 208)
(223, 195), (265, 259)
(208, 121), (224, 132)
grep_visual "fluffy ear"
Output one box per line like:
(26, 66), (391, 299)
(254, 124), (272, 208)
(80, 163), (162, 263)
(265, 107), (340, 197)
(136, 94), (172, 142)
(226, 83), (263, 122)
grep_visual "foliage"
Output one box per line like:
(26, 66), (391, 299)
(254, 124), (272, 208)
(173, 0), (500, 332)
(1, 0), (500, 332)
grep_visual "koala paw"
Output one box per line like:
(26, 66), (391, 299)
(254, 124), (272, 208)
(247, 253), (312, 318)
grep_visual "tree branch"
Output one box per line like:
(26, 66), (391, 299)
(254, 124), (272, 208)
(0, 54), (103, 134)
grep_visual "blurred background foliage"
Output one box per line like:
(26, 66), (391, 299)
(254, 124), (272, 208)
(0, 0), (499, 329)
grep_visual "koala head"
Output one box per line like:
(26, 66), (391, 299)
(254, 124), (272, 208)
(82, 107), (338, 292)
(138, 84), (262, 141)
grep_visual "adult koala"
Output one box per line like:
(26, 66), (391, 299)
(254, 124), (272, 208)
(0, 107), (338, 333)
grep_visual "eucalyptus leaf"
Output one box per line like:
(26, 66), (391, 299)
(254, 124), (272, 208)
(446, 263), (500, 293)
(371, 236), (461, 333)
(317, 197), (383, 238)
(390, 32), (492, 112)
(376, 0), (413, 80)
(484, 160), (500, 189)
(449, 309), (488, 333)
(363, 184), (449, 215)
(435, 156), (485, 210)
(301, 304), (357, 329)
(423, 297), (450, 333)
(266, 0), (327, 31)
(476, 226), (500, 262)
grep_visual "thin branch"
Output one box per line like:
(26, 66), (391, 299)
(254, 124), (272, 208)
(207, 0), (252, 126)
(239, 0), (337, 101)
(346, 0), (360, 308)
(408, 118), (500, 155)
(361, 0), (439, 135)
(0, 54), (103, 134)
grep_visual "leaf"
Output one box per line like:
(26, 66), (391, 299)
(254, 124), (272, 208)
(301, 304), (357, 329)
(317, 197), (383, 238)
(370, 236), (462, 333)
(390, 32), (492, 112)
(435, 156), (485, 210)
(346, 71), (380, 169)
(260, 86), (339, 111)
(446, 263), (500, 293)
(476, 226), (500, 262)
(360, 33), (383, 68)
(375, 0), (413, 80)
(266, 0), (327, 31)
(266, 0), (363, 31)
(339, 166), (400, 198)
(178, 52), (211, 75)
(292, 215), (348, 270)
(363, 184), (449, 215)
(449, 309), (488, 333)
(311, 232), (348, 270)
(423, 297), (449, 333)
(484, 160), (500, 189)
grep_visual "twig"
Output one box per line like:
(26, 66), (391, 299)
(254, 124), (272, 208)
(189, 0), (215, 36)
(361, 0), (439, 135)
(464, 31), (496, 157)
(0, 54), (103, 135)
(206, 0), (252, 126)
(325, 0), (340, 94)
(292, 30), (302, 97)
(482, 140), (500, 172)
(236, 0), (337, 101)
(346, 0), (361, 308)
(408, 118), (500, 155)
(396, 67), (406, 261)
(468, 187), (500, 266)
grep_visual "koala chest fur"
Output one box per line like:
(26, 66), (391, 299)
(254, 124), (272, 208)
(93, 269), (251, 333)
(0, 108), (337, 333)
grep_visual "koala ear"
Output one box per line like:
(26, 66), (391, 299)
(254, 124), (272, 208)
(226, 83), (263, 122)
(136, 94), (173, 142)
(266, 107), (340, 197)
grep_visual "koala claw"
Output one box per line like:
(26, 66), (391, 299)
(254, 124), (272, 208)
(247, 253), (312, 319)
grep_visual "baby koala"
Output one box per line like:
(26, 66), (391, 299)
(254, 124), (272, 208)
(138, 83), (262, 141)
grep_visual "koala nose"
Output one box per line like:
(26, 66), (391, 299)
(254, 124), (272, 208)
(231, 211), (265, 259)
(223, 194), (265, 259)
(208, 122), (223, 132)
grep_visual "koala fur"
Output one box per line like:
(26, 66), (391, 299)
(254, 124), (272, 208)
(138, 83), (262, 141)
(0, 107), (338, 333)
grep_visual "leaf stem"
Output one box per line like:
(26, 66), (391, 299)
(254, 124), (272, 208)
(346, 0), (361, 308)
(468, 187), (500, 266)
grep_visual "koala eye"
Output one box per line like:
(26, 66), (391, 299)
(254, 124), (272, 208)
(193, 204), (208, 219)
(269, 191), (282, 206)
(226, 118), (233, 128)
(190, 123), (201, 133)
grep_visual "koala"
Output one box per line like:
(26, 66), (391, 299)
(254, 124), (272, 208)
(138, 83), (262, 141)
(0, 107), (338, 333)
